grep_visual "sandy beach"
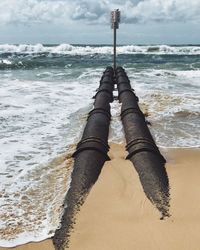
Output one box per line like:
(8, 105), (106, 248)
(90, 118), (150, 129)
(1, 143), (200, 250)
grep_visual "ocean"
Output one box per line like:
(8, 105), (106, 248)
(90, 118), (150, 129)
(0, 44), (200, 247)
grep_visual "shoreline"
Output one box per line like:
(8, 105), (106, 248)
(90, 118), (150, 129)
(0, 144), (200, 250)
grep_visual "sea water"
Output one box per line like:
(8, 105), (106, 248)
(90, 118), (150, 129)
(0, 44), (200, 247)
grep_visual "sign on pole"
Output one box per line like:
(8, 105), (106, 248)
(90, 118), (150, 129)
(111, 9), (120, 29)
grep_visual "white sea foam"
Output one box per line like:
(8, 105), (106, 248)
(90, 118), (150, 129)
(0, 69), (100, 247)
(109, 101), (125, 144)
(0, 231), (54, 248)
(0, 44), (200, 55)
(125, 68), (200, 148)
(0, 59), (12, 65)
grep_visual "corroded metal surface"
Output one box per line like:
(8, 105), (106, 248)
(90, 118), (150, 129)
(53, 67), (114, 250)
(116, 66), (170, 219)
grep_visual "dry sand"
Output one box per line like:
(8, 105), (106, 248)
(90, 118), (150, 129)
(1, 144), (200, 250)
(69, 144), (200, 250)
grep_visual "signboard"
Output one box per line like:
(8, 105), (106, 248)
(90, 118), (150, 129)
(111, 9), (120, 29)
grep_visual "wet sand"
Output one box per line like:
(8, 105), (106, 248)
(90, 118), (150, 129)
(1, 144), (200, 250)
(0, 240), (54, 250)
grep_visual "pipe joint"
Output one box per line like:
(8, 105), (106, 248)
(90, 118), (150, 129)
(72, 136), (110, 160)
(126, 138), (166, 163)
(88, 108), (111, 120)
(118, 89), (134, 99)
(93, 89), (113, 102)
(121, 107), (144, 120)
(116, 77), (130, 84)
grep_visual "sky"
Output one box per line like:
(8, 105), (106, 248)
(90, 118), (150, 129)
(0, 0), (200, 44)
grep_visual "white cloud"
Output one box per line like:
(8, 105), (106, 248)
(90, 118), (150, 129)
(122, 0), (200, 23)
(0, 0), (74, 25)
(0, 0), (200, 26)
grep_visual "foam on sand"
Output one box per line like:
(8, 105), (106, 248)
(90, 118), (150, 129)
(0, 145), (200, 250)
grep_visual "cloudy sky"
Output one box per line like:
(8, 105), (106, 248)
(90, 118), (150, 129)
(0, 0), (200, 44)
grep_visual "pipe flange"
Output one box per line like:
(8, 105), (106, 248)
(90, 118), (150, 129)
(77, 136), (110, 150)
(88, 108), (111, 120)
(126, 148), (166, 163)
(126, 137), (156, 150)
(94, 89), (113, 102)
(121, 107), (144, 120)
(126, 138), (166, 163)
(72, 136), (110, 160)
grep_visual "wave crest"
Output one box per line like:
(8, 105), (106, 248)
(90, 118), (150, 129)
(0, 44), (200, 55)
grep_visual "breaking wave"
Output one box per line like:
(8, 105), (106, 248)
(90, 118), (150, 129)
(0, 44), (200, 55)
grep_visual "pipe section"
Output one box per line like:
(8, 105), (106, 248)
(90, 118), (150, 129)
(53, 67), (114, 249)
(115, 66), (170, 219)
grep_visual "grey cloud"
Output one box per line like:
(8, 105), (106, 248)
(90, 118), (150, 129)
(0, 0), (199, 26)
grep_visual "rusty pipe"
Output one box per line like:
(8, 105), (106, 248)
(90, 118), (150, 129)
(115, 66), (170, 219)
(53, 67), (114, 249)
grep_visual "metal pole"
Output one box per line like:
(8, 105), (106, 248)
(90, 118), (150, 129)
(113, 23), (117, 71)
(111, 9), (120, 72)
